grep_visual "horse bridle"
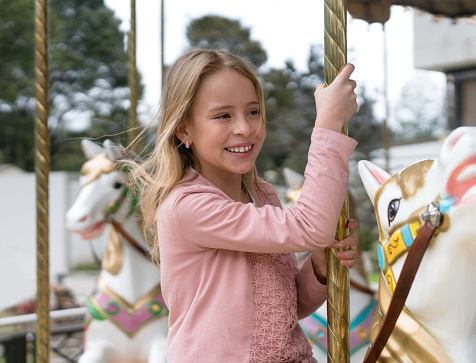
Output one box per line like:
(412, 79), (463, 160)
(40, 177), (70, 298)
(103, 165), (152, 261)
(105, 213), (151, 261)
(363, 201), (442, 363)
(87, 180), (152, 265)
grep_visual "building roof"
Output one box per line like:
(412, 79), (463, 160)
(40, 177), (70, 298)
(348, 0), (476, 24)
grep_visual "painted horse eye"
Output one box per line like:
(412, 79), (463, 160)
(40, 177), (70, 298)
(113, 182), (123, 189)
(388, 199), (400, 225)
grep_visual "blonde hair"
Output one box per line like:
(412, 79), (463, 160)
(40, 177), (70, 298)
(127, 49), (268, 261)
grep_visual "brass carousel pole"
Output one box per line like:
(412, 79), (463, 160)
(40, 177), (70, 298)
(128, 0), (140, 152)
(383, 22), (390, 172)
(161, 0), (165, 87)
(34, 0), (50, 361)
(324, 0), (350, 362)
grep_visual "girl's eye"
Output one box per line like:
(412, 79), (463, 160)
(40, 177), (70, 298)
(248, 109), (260, 116)
(113, 182), (123, 189)
(215, 113), (231, 119)
(388, 199), (400, 226)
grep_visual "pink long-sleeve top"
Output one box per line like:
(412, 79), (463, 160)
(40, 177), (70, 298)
(157, 128), (357, 362)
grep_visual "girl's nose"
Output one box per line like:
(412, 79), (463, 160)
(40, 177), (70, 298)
(233, 116), (253, 137)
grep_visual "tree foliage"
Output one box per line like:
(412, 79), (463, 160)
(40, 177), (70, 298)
(0, 0), (137, 171)
(392, 72), (446, 142)
(186, 15), (268, 68)
(0, 0), (36, 170)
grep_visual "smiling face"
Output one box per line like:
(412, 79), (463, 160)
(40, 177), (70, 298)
(178, 69), (265, 190)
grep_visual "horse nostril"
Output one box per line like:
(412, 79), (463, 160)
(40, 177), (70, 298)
(79, 216), (88, 222)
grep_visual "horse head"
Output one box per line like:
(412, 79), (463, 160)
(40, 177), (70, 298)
(66, 139), (136, 239)
(66, 139), (142, 275)
(358, 126), (476, 362)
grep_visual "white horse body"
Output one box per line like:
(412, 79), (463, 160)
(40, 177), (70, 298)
(358, 127), (476, 362)
(66, 140), (168, 363)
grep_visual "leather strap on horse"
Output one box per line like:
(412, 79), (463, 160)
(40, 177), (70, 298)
(363, 202), (441, 363)
(350, 278), (376, 296)
(106, 214), (152, 261)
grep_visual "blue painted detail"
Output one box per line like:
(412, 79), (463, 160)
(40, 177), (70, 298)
(312, 312), (327, 326)
(439, 197), (456, 214)
(378, 244), (384, 271)
(401, 224), (413, 247)
(350, 299), (377, 330)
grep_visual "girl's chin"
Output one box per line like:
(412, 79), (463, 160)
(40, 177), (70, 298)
(230, 164), (256, 176)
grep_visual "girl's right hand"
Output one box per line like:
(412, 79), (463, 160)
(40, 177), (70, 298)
(314, 63), (358, 133)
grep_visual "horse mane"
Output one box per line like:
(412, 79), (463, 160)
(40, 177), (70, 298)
(376, 160), (434, 202)
(80, 153), (125, 274)
(81, 153), (115, 187)
(102, 224), (124, 275)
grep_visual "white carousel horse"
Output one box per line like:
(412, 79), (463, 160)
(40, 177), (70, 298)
(358, 126), (476, 362)
(282, 167), (377, 363)
(66, 139), (168, 363)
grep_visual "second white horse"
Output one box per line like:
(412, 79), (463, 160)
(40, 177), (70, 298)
(66, 139), (168, 363)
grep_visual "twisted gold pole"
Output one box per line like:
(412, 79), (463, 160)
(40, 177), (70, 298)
(161, 0), (165, 88)
(34, 0), (50, 361)
(128, 0), (140, 153)
(324, 0), (350, 362)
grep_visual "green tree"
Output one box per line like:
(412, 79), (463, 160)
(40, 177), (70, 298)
(186, 15), (267, 68)
(0, 0), (139, 171)
(349, 86), (383, 159)
(0, 0), (36, 170)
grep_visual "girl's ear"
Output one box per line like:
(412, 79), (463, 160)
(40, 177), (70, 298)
(174, 120), (189, 144)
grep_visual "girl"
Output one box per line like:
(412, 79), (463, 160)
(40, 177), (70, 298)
(130, 49), (359, 362)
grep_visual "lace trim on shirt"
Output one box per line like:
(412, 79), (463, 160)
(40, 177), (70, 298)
(249, 253), (314, 362)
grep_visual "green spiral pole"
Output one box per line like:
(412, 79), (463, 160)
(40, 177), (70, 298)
(34, 0), (50, 361)
(324, 0), (350, 362)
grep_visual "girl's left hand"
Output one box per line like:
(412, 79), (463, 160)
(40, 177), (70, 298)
(311, 219), (359, 282)
(329, 219), (358, 267)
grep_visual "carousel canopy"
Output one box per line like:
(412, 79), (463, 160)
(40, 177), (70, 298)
(347, 0), (476, 24)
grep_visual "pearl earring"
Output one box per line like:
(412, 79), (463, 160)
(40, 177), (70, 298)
(185, 140), (190, 149)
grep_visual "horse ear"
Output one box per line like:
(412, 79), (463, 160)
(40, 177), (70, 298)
(358, 160), (391, 206)
(81, 139), (104, 159)
(103, 139), (125, 161)
(283, 167), (305, 189)
(122, 147), (144, 164)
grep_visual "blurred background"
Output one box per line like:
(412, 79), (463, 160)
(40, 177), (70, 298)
(0, 0), (475, 360)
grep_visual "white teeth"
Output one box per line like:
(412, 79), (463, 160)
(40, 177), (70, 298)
(227, 145), (252, 153)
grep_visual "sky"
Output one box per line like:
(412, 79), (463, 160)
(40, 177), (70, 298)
(103, 0), (446, 123)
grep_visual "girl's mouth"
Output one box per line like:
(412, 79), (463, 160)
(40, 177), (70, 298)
(225, 144), (253, 153)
